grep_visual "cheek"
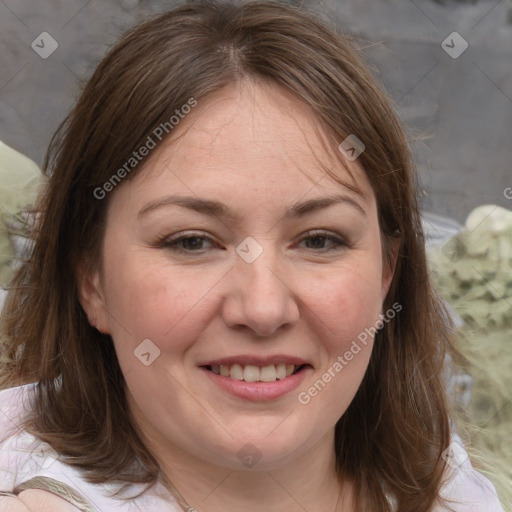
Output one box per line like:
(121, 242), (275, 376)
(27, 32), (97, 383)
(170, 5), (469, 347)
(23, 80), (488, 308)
(304, 262), (383, 345)
(294, 267), (381, 424)
(101, 249), (221, 355)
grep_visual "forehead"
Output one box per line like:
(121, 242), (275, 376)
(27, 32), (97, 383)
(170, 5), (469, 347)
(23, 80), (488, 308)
(119, 80), (373, 211)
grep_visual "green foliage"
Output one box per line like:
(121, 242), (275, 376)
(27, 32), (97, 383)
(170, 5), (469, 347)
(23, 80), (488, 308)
(428, 205), (512, 510)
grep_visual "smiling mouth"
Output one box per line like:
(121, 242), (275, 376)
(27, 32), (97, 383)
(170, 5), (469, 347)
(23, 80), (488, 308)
(203, 363), (307, 383)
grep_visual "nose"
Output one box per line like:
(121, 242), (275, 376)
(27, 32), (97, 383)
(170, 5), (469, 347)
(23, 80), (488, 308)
(221, 240), (300, 338)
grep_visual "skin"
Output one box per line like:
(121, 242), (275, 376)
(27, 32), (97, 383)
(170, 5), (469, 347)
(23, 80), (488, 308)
(79, 80), (398, 512)
(0, 490), (82, 512)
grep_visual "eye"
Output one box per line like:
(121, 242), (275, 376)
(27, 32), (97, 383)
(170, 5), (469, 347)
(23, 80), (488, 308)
(298, 230), (348, 252)
(160, 232), (217, 253)
(158, 229), (348, 254)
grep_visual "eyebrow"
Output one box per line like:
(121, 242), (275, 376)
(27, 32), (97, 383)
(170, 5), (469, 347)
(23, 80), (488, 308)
(137, 193), (366, 220)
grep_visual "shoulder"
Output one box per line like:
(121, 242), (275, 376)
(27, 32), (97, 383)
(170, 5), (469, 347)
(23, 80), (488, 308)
(0, 382), (37, 437)
(435, 434), (505, 512)
(0, 495), (31, 512)
(0, 384), (182, 511)
(0, 490), (82, 511)
(0, 382), (40, 488)
(0, 381), (36, 423)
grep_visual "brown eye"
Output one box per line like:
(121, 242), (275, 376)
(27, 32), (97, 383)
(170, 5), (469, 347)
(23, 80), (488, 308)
(299, 230), (348, 251)
(161, 232), (217, 253)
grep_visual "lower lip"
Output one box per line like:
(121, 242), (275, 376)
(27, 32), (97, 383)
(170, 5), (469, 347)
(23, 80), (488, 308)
(200, 366), (310, 401)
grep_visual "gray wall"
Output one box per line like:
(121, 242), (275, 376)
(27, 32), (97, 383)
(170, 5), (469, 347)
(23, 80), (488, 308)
(1, 0), (511, 223)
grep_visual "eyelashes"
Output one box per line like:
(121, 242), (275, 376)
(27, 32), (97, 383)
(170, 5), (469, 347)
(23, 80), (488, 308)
(163, 233), (215, 252)
(158, 230), (349, 254)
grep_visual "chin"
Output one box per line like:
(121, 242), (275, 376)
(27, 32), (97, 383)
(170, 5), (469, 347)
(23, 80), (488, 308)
(200, 425), (322, 471)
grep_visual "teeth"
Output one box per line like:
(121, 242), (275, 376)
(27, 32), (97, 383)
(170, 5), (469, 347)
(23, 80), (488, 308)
(212, 363), (301, 382)
(243, 365), (260, 382)
(276, 363), (286, 380)
(230, 364), (244, 380)
(260, 365), (277, 382)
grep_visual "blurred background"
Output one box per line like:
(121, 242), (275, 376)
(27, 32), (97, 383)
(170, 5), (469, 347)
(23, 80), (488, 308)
(1, 0), (511, 221)
(1, 0), (511, 509)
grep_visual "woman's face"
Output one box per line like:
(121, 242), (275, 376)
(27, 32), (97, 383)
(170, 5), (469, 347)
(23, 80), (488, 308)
(81, 81), (396, 471)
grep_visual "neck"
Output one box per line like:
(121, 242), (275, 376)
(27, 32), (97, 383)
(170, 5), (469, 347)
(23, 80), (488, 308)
(154, 431), (354, 512)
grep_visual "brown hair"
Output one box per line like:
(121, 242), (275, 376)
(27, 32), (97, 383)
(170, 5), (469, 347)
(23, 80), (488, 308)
(1, 1), (456, 510)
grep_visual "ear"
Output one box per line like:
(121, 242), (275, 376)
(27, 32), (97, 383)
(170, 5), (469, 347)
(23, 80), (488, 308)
(381, 236), (400, 302)
(77, 264), (111, 334)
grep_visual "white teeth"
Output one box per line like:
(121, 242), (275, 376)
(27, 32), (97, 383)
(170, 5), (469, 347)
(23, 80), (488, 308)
(243, 365), (260, 382)
(212, 363), (302, 382)
(276, 363), (286, 380)
(230, 364), (244, 380)
(260, 365), (277, 382)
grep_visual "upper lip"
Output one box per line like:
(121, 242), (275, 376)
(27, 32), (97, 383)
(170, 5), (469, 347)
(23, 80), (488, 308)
(198, 355), (311, 367)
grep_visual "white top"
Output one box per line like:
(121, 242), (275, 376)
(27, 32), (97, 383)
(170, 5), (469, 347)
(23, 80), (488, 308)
(0, 382), (505, 512)
(0, 383), (180, 511)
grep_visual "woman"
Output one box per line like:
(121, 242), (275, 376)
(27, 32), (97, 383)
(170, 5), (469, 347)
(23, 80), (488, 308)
(0, 1), (505, 511)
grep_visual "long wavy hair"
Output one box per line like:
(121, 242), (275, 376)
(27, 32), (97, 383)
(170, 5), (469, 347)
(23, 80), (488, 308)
(0, 1), (457, 510)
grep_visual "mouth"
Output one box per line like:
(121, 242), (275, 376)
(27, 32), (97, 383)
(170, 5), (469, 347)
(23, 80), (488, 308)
(198, 357), (312, 401)
(203, 363), (307, 383)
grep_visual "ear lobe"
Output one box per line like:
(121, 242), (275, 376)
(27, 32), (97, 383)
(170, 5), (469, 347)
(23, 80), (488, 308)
(77, 265), (111, 334)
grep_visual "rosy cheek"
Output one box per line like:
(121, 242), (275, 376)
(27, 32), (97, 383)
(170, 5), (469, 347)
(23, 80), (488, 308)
(311, 274), (379, 334)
